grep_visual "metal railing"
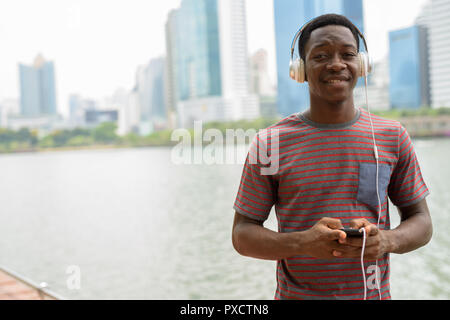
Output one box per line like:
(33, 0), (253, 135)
(0, 265), (65, 300)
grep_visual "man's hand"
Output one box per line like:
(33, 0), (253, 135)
(332, 218), (392, 260)
(303, 217), (348, 259)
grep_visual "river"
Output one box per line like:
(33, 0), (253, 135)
(0, 138), (449, 299)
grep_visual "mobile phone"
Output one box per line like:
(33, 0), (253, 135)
(340, 228), (363, 237)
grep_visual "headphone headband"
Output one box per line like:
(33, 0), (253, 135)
(290, 19), (369, 60)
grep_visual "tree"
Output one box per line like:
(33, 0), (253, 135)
(92, 122), (118, 144)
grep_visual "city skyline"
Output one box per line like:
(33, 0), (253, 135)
(0, 0), (428, 117)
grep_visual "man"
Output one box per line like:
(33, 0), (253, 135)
(232, 14), (432, 300)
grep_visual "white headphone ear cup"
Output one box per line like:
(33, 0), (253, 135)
(298, 58), (305, 83)
(290, 58), (305, 83)
(358, 52), (372, 77)
(295, 59), (300, 82)
(289, 59), (298, 81)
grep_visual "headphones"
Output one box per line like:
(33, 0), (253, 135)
(289, 19), (373, 83)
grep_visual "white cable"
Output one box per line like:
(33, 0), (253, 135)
(360, 227), (367, 300)
(364, 74), (382, 300)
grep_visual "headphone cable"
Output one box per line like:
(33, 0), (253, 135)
(364, 73), (382, 300)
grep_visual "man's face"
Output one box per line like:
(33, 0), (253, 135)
(304, 25), (360, 104)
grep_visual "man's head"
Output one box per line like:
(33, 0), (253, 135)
(299, 14), (364, 105)
(298, 14), (361, 61)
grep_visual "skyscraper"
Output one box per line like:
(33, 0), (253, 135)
(164, 9), (179, 128)
(353, 57), (390, 111)
(135, 57), (167, 131)
(166, 0), (259, 127)
(18, 54), (57, 117)
(249, 49), (276, 97)
(389, 26), (430, 109)
(176, 0), (222, 101)
(415, 0), (450, 108)
(273, 0), (365, 117)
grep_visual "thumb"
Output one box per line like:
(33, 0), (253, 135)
(349, 218), (368, 229)
(328, 229), (346, 241)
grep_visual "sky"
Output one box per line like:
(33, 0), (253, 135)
(0, 0), (428, 116)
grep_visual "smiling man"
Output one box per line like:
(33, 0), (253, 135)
(232, 14), (432, 300)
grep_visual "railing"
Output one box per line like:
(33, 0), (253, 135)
(0, 265), (65, 300)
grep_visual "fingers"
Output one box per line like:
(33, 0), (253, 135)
(329, 229), (346, 242)
(342, 235), (380, 248)
(321, 217), (343, 230)
(334, 236), (383, 259)
(332, 245), (360, 258)
(317, 218), (346, 241)
(349, 219), (379, 236)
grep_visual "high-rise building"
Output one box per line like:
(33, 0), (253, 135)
(68, 94), (98, 127)
(354, 57), (390, 111)
(18, 54), (57, 117)
(164, 9), (179, 128)
(68, 94), (84, 126)
(135, 57), (167, 131)
(389, 25), (430, 109)
(273, 0), (365, 117)
(166, 0), (259, 128)
(249, 49), (276, 97)
(218, 0), (259, 121)
(415, 0), (450, 108)
(176, 0), (222, 101)
(117, 87), (141, 136)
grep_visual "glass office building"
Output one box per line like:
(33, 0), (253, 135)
(273, 0), (364, 117)
(19, 55), (57, 117)
(175, 0), (222, 101)
(389, 25), (429, 109)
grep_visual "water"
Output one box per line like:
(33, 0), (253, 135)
(0, 139), (449, 300)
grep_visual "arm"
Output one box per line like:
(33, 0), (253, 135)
(387, 198), (432, 254)
(232, 212), (347, 261)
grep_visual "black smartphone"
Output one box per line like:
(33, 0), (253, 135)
(340, 228), (363, 237)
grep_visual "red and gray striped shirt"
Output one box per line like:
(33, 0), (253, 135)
(233, 107), (430, 300)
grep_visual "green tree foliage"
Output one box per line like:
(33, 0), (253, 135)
(92, 122), (119, 144)
(1, 110), (450, 154)
(373, 107), (450, 119)
(0, 127), (38, 151)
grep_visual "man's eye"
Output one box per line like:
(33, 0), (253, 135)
(314, 54), (327, 59)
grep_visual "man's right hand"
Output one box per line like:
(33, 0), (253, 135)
(302, 217), (347, 259)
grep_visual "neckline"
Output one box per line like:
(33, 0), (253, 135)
(297, 107), (361, 129)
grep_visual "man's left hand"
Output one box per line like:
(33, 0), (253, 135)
(332, 218), (391, 260)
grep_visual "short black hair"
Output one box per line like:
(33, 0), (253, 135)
(298, 14), (361, 61)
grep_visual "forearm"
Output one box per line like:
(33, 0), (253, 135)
(386, 211), (433, 254)
(232, 222), (311, 261)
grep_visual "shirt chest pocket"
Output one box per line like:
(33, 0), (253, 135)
(356, 163), (391, 208)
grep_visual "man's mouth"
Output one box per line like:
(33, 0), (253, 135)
(323, 77), (350, 85)
(326, 79), (346, 84)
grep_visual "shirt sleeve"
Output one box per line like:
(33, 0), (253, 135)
(233, 133), (277, 222)
(388, 125), (430, 207)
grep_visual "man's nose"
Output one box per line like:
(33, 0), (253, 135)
(327, 54), (346, 71)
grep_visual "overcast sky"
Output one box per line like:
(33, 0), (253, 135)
(0, 0), (428, 115)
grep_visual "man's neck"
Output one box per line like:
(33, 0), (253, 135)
(304, 99), (357, 125)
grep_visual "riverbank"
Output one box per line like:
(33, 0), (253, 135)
(1, 113), (450, 155)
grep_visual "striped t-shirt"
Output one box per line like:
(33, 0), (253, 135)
(233, 107), (430, 300)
